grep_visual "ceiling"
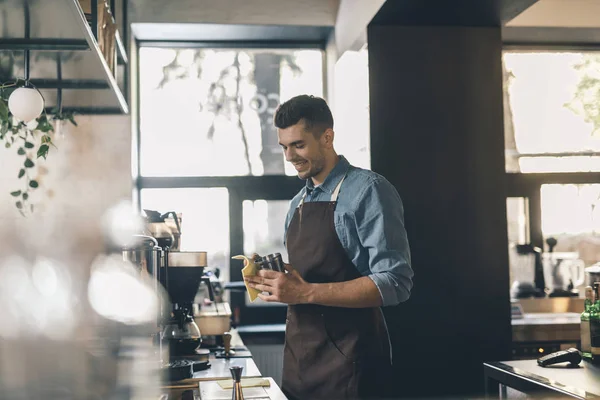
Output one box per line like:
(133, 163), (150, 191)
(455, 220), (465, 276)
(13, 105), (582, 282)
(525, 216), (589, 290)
(506, 0), (600, 28)
(503, 0), (600, 45)
(129, 0), (340, 26)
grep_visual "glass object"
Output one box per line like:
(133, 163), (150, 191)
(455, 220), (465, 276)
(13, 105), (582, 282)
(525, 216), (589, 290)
(139, 47), (324, 177)
(333, 46), (371, 170)
(140, 188), (230, 282)
(503, 52), (600, 173)
(591, 283), (600, 364)
(242, 199), (289, 307)
(581, 286), (593, 361)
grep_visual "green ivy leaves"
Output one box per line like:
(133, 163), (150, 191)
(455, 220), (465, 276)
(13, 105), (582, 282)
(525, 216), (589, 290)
(0, 82), (78, 215)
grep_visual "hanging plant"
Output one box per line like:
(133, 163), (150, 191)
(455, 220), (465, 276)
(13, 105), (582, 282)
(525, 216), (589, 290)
(0, 79), (77, 216)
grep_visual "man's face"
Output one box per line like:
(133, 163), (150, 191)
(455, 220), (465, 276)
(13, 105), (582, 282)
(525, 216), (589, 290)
(277, 121), (327, 181)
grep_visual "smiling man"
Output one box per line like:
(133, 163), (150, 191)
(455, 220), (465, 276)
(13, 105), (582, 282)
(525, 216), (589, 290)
(245, 94), (414, 400)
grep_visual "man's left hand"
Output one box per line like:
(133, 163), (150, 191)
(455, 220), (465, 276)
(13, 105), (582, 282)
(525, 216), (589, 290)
(245, 264), (311, 304)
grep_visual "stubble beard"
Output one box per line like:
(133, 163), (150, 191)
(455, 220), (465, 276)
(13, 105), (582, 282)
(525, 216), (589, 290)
(298, 154), (325, 181)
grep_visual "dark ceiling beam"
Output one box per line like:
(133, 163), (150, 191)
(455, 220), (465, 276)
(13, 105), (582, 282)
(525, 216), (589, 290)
(502, 26), (600, 47)
(370, 0), (540, 27)
(500, 0), (541, 23)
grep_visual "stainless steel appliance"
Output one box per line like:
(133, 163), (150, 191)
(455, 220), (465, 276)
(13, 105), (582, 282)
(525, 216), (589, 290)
(121, 234), (166, 361)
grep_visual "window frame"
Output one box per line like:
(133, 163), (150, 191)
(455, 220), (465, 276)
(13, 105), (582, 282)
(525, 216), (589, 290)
(134, 40), (327, 325)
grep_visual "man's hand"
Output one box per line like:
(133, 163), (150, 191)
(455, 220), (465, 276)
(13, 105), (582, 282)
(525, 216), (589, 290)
(244, 264), (312, 304)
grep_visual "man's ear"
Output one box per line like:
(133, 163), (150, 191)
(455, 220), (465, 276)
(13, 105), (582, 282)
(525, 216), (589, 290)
(322, 128), (334, 148)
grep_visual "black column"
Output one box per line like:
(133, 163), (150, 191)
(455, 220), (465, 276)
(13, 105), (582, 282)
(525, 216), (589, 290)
(368, 26), (512, 397)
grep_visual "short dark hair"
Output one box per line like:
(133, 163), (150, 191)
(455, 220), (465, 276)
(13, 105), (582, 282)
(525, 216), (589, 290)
(273, 95), (333, 137)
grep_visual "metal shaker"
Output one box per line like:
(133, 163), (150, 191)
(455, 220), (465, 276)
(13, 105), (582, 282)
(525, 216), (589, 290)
(252, 254), (268, 270)
(273, 253), (285, 272)
(252, 253), (285, 272)
(230, 366), (244, 400)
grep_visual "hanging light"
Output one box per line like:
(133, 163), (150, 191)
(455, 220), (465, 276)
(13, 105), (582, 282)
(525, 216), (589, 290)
(8, 87), (44, 123)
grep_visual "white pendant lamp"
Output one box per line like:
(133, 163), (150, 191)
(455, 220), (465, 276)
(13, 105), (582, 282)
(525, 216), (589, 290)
(8, 87), (44, 123)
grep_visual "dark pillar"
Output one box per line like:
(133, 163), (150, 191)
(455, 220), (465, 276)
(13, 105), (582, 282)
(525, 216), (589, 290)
(368, 26), (512, 397)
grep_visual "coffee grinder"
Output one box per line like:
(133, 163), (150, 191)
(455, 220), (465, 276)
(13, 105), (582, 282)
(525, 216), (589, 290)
(161, 251), (214, 380)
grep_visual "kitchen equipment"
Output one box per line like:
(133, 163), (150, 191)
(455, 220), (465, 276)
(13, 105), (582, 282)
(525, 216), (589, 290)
(230, 366), (245, 400)
(509, 243), (546, 299)
(144, 209), (182, 251)
(253, 253), (285, 272)
(193, 302), (232, 338)
(162, 251), (213, 359)
(542, 249), (584, 298)
(585, 263), (600, 287)
(122, 234), (162, 297)
(121, 234), (166, 362)
(165, 359), (209, 381)
(192, 266), (234, 351)
(195, 268), (225, 304)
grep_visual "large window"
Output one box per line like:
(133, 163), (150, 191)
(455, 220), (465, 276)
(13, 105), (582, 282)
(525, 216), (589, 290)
(504, 52), (600, 173)
(137, 44), (326, 324)
(504, 50), (600, 297)
(139, 47), (323, 177)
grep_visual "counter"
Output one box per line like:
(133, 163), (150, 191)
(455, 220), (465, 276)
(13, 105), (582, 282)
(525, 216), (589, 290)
(161, 329), (288, 399)
(511, 298), (583, 359)
(512, 312), (580, 342)
(484, 360), (600, 399)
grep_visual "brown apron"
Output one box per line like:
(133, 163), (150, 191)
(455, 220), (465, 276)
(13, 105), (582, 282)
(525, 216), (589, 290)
(282, 176), (392, 400)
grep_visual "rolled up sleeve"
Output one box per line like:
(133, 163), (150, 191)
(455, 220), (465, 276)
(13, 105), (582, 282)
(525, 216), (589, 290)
(354, 178), (413, 306)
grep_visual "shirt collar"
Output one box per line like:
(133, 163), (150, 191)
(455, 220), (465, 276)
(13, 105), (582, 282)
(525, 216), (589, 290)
(305, 155), (350, 194)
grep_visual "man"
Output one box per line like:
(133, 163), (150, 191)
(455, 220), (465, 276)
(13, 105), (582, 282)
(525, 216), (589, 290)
(245, 95), (413, 400)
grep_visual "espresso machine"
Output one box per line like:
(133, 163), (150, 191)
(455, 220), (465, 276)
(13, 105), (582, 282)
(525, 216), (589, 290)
(121, 234), (166, 357)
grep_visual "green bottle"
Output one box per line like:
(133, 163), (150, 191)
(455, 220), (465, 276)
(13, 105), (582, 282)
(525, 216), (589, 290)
(591, 283), (600, 364)
(581, 286), (593, 361)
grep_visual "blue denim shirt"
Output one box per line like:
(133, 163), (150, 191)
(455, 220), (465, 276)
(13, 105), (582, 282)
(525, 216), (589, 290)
(284, 155), (413, 307)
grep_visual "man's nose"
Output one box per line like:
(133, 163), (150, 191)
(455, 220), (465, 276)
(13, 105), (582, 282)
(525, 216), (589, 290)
(284, 148), (295, 161)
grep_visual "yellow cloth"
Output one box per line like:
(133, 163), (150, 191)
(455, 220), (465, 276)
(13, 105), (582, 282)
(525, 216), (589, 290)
(217, 377), (271, 389)
(232, 255), (261, 302)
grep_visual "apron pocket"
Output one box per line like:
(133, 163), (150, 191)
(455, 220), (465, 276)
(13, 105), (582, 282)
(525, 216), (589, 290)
(322, 313), (361, 361)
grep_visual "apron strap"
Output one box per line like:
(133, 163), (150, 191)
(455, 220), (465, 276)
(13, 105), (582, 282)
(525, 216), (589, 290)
(330, 175), (345, 202)
(298, 174), (346, 208)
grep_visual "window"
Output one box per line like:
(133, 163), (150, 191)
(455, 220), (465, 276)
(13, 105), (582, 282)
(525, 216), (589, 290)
(540, 184), (600, 267)
(140, 188), (230, 281)
(503, 50), (600, 298)
(139, 47), (324, 177)
(504, 52), (600, 173)
(242, 200), (288, 259)
(137, 43), (327, 325)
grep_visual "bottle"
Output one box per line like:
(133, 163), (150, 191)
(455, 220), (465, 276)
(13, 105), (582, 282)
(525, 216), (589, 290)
(591, 282), (600, 364)
(581, 286), (593, 361)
